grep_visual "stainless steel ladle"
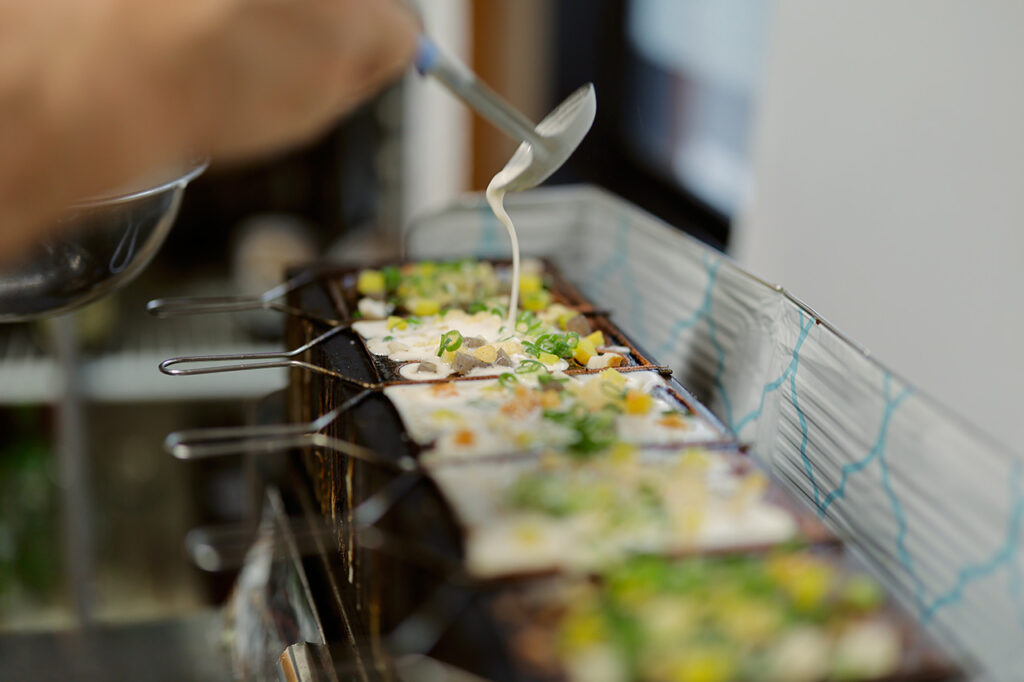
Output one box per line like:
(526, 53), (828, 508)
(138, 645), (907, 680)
(415, 35), (596, 191)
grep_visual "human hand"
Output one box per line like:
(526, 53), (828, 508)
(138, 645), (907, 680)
(0, 0), (418, 260)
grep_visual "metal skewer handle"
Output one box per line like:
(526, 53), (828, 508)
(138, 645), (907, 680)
(146, 269), (339, 323)
(168, 431), (415, 472)
(164, 390), (373, 459)
(157, 325), (366, 380)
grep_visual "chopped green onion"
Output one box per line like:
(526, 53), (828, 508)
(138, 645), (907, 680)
(382, 335), (394, 342)
(527, 332), (580, 359)
(437, 330), (463, 356)
(382, 266), (401, 292)
(600, 381), (628, 400)
(498, 373), (519, 389)
(515, 359), (545, 374)
(515, 310), (542, 333)
(467, 302), (488, 314)
(538, 373), (567, 387)
(541, 406), (617, 457)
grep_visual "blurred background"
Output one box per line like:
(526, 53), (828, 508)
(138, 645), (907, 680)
(1, 0), (1021, 678)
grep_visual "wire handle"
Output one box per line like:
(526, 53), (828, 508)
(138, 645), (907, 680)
(165, 390), (373, 459)
(146, 269), (330, 319)
(147, 294), (271, 317)
(158, 325), (359, 376)
(170, 430), (416, 473)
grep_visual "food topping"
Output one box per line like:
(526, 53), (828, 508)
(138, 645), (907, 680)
(353, 261), (631, 379)
(548, 554), (901, 682)
(383, 369), (723, 463)
(341, 261), (929, 682)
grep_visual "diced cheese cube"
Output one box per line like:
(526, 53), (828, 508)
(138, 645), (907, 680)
(407, 298), (440, 317)
(541, 390), (562, 409)
(521, 289), (551, 312)
(624, 390), (654, 415)
(573, 337), (597, 365)
(357, 270), (385, 295)
(500, 341), (522, 355)
(519, 273), (543, 294)
(473, 345), (498, 363)
(600, 368), (627, 387)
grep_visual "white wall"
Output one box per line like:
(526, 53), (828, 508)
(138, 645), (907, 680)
(401, 0), (471, 226)
(734, 1), (1024, 448)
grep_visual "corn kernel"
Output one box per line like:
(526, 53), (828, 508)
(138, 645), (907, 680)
(473, 345), (498, 363)
(519, 273), (543, 294)
(500, 341), (522, 355)
(609, 442), (637, 464)
(541, 390), (561, 409)
(600, 368), (627, 386)
(585, 330), (605, 347)
(386, 315), (407, 331)
(624, 390), (654, 415)
(357, 270), (385, 295)
(521, 289), (551, 312)
(408, 298), (440, 316)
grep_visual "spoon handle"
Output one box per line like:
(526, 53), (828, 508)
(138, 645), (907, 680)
(415, 35), (548, 151)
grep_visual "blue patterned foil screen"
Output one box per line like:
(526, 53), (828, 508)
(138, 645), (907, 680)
(406, 185), (1023, 679)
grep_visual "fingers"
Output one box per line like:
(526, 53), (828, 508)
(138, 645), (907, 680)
(330, 0), (419, 97)
(200, 0), (419, 160)
(0, 0), (421, 265)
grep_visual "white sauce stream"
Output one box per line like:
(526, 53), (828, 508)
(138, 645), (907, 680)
(485, 182), (520, 329)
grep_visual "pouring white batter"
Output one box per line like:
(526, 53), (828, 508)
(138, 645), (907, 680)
(485, 183), (520, 328)
(481, 83), (597, 331)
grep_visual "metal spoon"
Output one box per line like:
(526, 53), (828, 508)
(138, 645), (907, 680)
(414, 35), (596, 191)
